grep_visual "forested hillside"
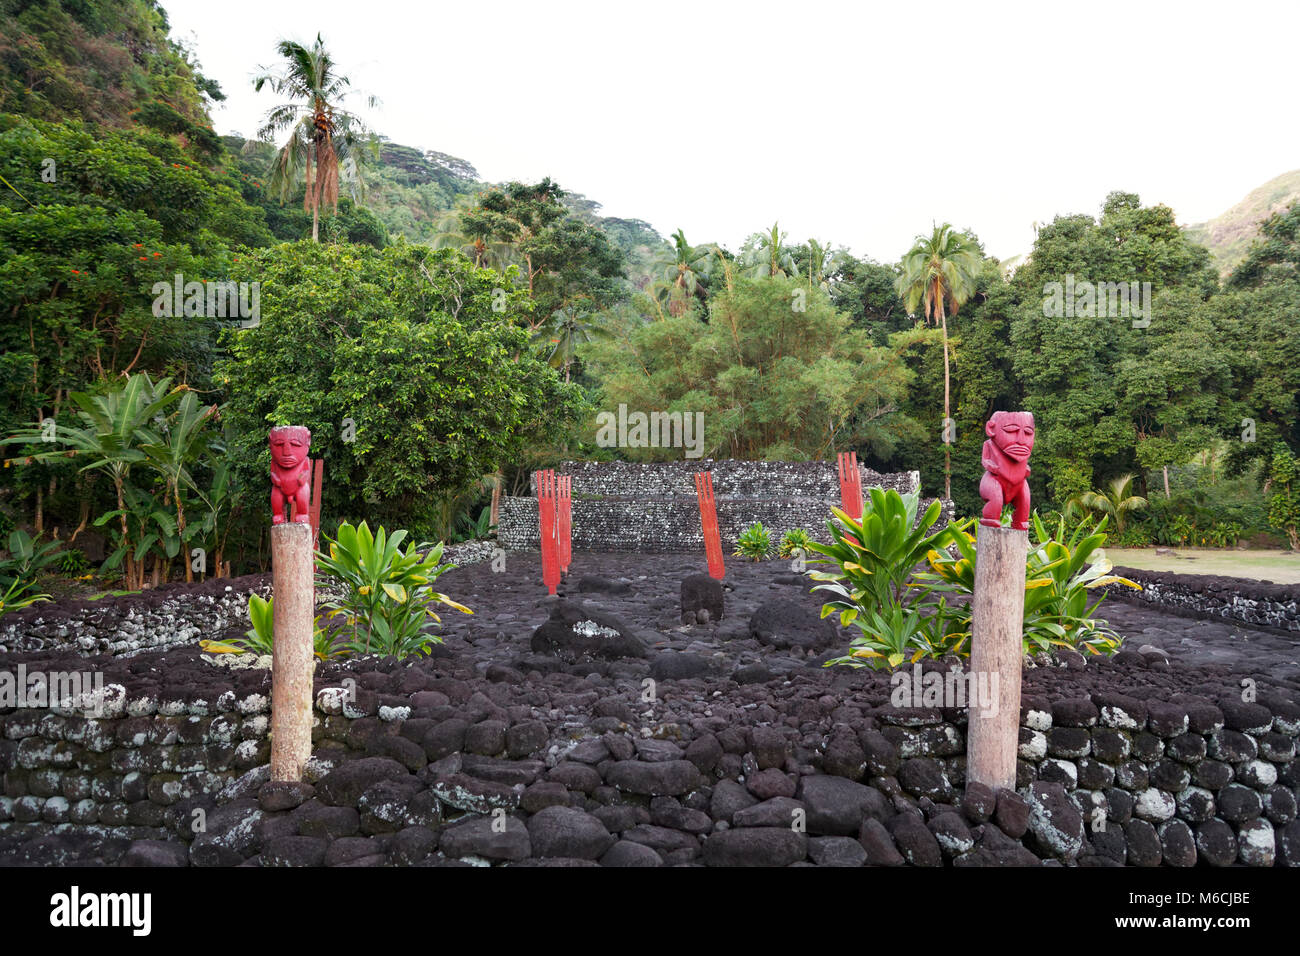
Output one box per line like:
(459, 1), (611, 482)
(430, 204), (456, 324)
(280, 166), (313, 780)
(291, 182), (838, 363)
(1, 0), (1297, 589)
(1186, 168), (1300, 277)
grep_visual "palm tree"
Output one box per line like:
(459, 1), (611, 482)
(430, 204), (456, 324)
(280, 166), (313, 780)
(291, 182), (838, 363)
(534, 308), (612, 382)
(745, 222), (798, 278)
(252, 34), (378, 242)
(804, 239), (841, 292)
(895, 224), (983, 499)
(1076, 474), (1149, 534)
(651, 229), (713, 316)
(432, 212), (517, 271)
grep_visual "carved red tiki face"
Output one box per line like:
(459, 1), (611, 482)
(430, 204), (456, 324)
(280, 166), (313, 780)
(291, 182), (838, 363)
(986, 411), (1035, 461)
(269, 426), (311, 469)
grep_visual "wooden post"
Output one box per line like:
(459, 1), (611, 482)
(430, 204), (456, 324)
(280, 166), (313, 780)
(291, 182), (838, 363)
(490, 472), (502, 529)
(537, 469), (560, 594)
(270, 521), (315, 782)
(695, 471), (725, 580)
(837, 451), (863, 519)
(557, 475), (572, 575)
(966, 523), (1028, 792)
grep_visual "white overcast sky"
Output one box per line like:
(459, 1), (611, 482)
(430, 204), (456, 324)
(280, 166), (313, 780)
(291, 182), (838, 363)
(162, 0), (1299, 263)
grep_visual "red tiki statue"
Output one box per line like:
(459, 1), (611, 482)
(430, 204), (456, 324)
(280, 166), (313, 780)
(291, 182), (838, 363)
(979, 411), (1035, 530)
(269, 426), (313, 524)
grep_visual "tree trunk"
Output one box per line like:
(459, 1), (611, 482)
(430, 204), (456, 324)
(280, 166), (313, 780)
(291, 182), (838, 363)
(113, 474), (133, 590)
(178, 487), (191, 583)
(940, 302), (952, 501)
(1163, 466), (1171, 499)
(34, 484), (43, 535)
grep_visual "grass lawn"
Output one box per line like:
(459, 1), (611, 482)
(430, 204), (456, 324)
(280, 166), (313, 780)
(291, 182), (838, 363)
(1104, 548), (1300, 584)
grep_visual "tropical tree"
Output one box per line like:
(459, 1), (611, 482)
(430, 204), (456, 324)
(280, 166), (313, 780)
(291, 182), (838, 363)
(534, 308), (613, 382)
(744, 222), (798, 278)
(252, 34), (378, 242)
(803, 239), (841, 292)
(431, 211), (516, 270)
(652, 229), (714, 316)
(3, 374), (183, 590)
(139, 391), (221, 581)
(895, 224), (983, 499)
(1073, 473), (1149, 534)
(459, 179), (626, 329)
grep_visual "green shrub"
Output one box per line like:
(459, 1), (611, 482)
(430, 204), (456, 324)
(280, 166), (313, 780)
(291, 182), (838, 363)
(0, 529), (62, 591)
(921, 513), (1137, 657)
(0, 578), (50, 616)
(1268, 443), (1300, 549)
(315, 520), (472, 658)
(808, 490), (966, 668)
(778, 528), (812, 558)
(57, 548), (89, 574)
(201, 593), (342, 661)
(734, 522), (773, 561)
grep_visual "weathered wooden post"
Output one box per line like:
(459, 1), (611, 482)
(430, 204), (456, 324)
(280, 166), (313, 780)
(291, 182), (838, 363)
(695, 470), (725, 580)
(536, 469), (560, 594)
(268, 426), (316, 783)
(966, 411), (1036, 791)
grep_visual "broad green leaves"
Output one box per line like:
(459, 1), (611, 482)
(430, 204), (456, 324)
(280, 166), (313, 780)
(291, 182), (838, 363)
(315, 519), (472, 658)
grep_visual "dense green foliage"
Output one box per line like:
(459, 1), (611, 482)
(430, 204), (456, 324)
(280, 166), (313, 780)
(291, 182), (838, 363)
(733, 522), (774, 561)
(582, 277), (913, 461)
(1, 0), (1297, 593)
(215, 242), (585, 537)
(315, 520), (470, 658)
(811, 495), (1133, 669)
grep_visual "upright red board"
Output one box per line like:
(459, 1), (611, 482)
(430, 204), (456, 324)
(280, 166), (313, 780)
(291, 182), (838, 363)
(695, 471), (725, 580)
(557, 475), (572, 575)
(837, 451), (863, 520)
(536, 469), (561, 595)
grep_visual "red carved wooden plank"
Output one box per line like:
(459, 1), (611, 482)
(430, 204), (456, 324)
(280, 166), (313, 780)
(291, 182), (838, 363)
(537, 469), (560, 594)
(837, 451), (863, 520)
(557, 475), (572, 574)
(695, 470), (725, 580)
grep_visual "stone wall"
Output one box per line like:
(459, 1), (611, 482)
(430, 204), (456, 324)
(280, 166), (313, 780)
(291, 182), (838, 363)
(1105, 567), (1300, 633)
(1, 677), (1296, 866)
(0, 539), (499, 659)
(499, 459), (950, 552)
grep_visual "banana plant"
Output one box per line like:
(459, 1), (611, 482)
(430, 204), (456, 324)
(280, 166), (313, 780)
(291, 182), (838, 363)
(139, 391), (221, 581)
(2, 373), (182, 590)
(0, 528), (63, 591)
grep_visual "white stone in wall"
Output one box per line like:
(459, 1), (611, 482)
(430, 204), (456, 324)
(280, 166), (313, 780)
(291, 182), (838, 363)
(1018, 729), (1047, 760)
(1025, 709), (1052, 731)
